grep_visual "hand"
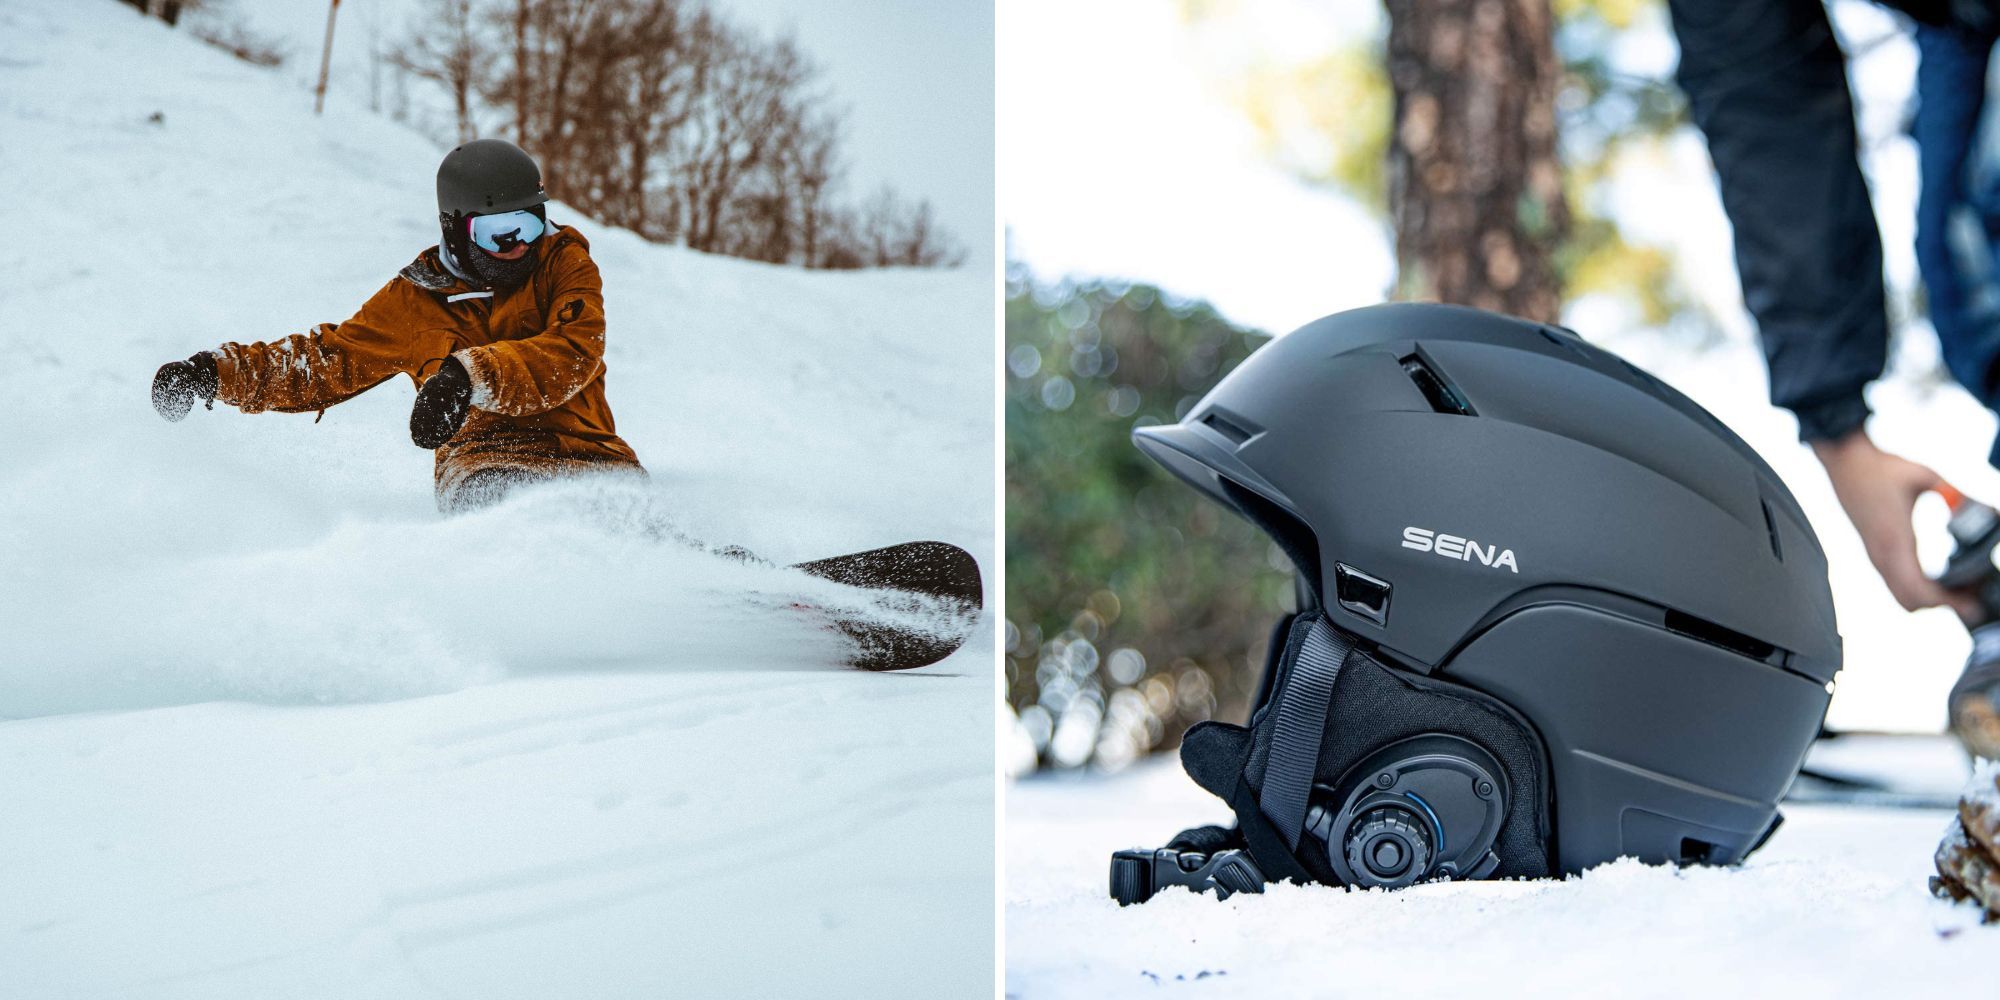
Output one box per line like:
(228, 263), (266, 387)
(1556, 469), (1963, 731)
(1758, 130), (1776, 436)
(151, 352), (218, 422)
(411, 356), (474, 449)
(1811, 430), (1981, 622)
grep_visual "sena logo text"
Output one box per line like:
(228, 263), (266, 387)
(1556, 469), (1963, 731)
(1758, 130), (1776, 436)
(1402, 527), (1519, 573)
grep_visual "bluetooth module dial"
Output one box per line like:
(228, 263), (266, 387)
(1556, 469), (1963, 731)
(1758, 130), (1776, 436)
(1306, 734), (1509, 889)
(1344, 807), (1434, 887)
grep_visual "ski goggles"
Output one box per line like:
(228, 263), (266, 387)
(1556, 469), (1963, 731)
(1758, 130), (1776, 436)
(467, 208), (546, 253)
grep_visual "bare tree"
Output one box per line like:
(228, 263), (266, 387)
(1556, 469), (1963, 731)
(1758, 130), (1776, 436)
(678, 31), (812, 254)
(608, 2), (708, 237)
(846, 185), (964, 268)
(391, 0), (483, 143)
(791, 108), (844, 267)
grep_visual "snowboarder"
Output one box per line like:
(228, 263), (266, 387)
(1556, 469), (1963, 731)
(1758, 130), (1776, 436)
(146, 137), (984, 670)
(150, 137), (643, 513)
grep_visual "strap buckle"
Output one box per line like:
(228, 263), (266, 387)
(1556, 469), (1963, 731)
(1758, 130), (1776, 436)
(1109, 848), (1266, 906)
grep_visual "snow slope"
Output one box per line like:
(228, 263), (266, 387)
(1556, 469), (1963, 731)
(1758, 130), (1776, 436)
(0, 2), (994, 996)
(1008, 754), (1990, 999)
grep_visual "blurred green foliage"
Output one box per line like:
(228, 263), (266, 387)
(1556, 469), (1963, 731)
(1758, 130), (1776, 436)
(1004, 267), (1293, 772)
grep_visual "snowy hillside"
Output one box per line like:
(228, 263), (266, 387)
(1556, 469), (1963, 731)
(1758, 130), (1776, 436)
(0, 2), (993, 997)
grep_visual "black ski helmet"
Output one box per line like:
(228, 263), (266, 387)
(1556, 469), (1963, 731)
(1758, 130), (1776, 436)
(1112, 302), (1839, 903)
(435, 138), (550, 284)
(436, 138), (547, 219)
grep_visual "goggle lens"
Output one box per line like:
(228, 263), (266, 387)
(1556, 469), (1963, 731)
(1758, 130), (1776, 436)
(469, 209), (546, 253)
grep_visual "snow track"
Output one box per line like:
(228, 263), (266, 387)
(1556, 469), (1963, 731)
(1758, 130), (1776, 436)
(0, 2), (994, 996)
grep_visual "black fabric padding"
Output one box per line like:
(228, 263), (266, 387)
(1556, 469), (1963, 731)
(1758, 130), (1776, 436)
(1166, 824), (1244, 854)
(1181, 721), (1252, 801)
(1237, 614), (1555, 884)
(1176, 722), (1313, 885)
(1248, 611), (1318, 769)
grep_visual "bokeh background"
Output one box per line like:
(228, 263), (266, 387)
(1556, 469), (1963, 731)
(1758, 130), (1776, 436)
(1002, 0), (1998, 776)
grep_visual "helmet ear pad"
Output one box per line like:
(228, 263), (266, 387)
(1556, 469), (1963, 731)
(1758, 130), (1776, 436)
(1179, 613), (1557, 887)
(440, 210), (472, 266)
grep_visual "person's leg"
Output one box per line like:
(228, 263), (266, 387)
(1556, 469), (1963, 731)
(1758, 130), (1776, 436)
(1913, 23), (2000, 443)
(1919, 28), (2000, 761)
(1972, 41), (2000, 378)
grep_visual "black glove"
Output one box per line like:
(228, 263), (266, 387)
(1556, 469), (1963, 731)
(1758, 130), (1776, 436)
(411, 356), (474, 449)
(152, 352), (218, 422)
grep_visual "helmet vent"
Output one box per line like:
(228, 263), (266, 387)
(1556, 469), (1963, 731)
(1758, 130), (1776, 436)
(1663, 609), (1777, 662)
(1537, 324), (1590, 357)
(1760, 498), (1784, 561)
(1400, 354), (1475, 416)
(1198, 409), (1257, 446)
(1677, 837), (1719, 865)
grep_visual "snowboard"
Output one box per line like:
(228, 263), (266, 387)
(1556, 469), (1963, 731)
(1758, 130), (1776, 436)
(791, 540), (983, 671)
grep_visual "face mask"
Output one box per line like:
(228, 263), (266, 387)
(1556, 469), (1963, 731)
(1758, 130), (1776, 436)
(463, 240), (540, 289)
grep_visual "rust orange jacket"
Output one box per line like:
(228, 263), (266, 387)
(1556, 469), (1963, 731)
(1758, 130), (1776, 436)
(210, 225), (643, 499)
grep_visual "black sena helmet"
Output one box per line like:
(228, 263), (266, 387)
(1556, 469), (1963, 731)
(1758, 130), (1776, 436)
(1112, 302), (1838, 903)
(436, 138), (548, 218)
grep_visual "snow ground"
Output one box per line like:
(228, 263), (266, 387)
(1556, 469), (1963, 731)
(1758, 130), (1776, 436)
(0, 2), (994, 997)
(1007, 752), (1992, 999)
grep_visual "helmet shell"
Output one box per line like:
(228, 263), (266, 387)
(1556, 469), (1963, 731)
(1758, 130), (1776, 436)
(1138, 303), (1841, 872)
(437, 138), (548, 217)
(1133, 302), (1841, 681)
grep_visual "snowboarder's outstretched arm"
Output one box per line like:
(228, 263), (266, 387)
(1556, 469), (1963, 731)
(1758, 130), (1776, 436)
(204, 279), (453, 416)
(449, 240), (607, 417)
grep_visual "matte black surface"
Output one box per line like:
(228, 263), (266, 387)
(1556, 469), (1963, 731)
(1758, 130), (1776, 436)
(436, 138), (548, 217)
(1446, 602), (1828, 870)
(1134, 303), (1840, 680)
(1134, 303), (1840, 890)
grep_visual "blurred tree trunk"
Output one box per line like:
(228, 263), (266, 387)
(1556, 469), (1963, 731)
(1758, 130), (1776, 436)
(1383, 0), (1567, 323)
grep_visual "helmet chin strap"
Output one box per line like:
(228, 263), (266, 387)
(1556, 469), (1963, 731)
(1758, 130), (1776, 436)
(1254, 616), (1354, 851)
